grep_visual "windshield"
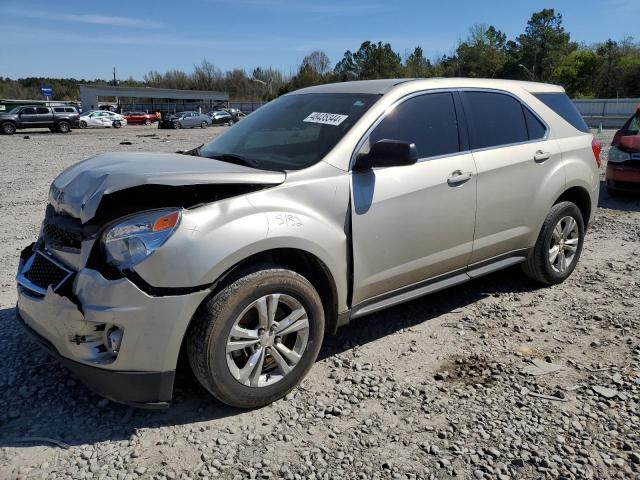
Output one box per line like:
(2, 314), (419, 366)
(200, 93), (380, 170)
(626, 113), (640, 133)
(6, 107), (21, 114)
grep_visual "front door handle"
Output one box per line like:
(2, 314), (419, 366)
(534, 150), (551, 162)
(447, 170), (473, 186)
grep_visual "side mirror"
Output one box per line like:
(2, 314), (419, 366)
(354, 139), (419, 170)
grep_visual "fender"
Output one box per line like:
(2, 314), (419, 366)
(134, 170), (352, 311)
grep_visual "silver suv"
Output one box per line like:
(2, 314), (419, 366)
(16, 79), (600, 408)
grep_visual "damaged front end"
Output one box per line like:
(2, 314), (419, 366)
(16, 151), (285, 407)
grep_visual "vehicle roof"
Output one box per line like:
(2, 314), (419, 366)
(291, 78), (565, 95)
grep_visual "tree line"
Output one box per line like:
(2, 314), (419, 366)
(2, 9), (639, 102)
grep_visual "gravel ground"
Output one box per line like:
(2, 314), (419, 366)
(0, 126), (639, 480)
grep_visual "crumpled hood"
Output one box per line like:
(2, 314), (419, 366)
(50, 151), (285, 223)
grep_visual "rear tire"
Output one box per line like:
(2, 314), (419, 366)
(57, 121), (71, 133)
(187, 266), (324, 408)
(2, 122), (16, 135)
(522, 201), (584, 285)
(79, 120), (87, 128)
(201, 121), (207, 128)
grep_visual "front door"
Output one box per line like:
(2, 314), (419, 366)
(351, 91), (478, 305)
(19, 107), (39, 127)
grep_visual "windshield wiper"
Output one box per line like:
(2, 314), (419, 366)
(176, 144), (203, 156)
(206, 153), (260, 169)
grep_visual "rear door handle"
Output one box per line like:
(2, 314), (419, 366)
(447, 170), (473, 186)
(534, 150), (551, 162)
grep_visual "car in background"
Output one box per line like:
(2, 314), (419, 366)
(606, 107), (640, 193)
(79, 111), (127, 128)
(158, 111), (212, 129)
(0, 105), (79, 134)
(209, 110), (236, 126)
(123, 111), (156, 125)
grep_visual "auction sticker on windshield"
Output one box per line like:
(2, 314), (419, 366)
(303, 112), (348, 126)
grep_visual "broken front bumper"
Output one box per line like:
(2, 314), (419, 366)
(16, 244), (210, 408)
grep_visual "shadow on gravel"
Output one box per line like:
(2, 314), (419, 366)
(598, 180), (640, 212)
(0, 266), (539, 449)
(320, 265), (540, 362)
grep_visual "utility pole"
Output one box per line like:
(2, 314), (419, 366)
(113, 67), (117, 86)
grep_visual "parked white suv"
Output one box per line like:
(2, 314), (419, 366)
(16, 78), (600, 408)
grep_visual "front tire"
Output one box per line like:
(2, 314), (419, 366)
(187, 266), (324, 408)
(2, 122), (16, 135)
(522, 201), (584, 285)
(112, 120), (122, 128)
(201, 121), (207, 128)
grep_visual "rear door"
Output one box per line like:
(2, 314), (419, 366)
(185, 112), (197, 127)
(460, 90), (564, 263)
(35, 107), (52, 127)
(351, 91), (478, 304)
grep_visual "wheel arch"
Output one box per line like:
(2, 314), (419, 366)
(180, 247), (340, 358)
(553, 185), (592, 227)
(1, 120), (17, 130)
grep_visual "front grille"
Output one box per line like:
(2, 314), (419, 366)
(43, 222), (82, 249)
(43, 205), (83, 251)
(23, 251), (73, 292)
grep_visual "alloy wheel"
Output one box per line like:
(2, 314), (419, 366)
(225, 293), (309, 388)
(548, 215), (579, 273)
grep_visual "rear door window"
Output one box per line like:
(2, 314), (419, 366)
(462, 91), (529, 149)
(534, 93), (589, 133)
(36, 107), (50, 114)
(368, 92), (460, 159)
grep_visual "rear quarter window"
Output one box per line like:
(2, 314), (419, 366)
(522, 107), (547, 140)
(534, 93), (589, 133)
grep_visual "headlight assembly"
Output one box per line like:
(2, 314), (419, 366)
(102, 209), (181, 269)
(608, 146), (631, 163)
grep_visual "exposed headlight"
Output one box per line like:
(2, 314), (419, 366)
(608, 146), (631, 163)
(102, 209), (181, 269)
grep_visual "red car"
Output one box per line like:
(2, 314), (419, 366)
(607, 106), (640, 193)
(122, 111), (156, 125)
